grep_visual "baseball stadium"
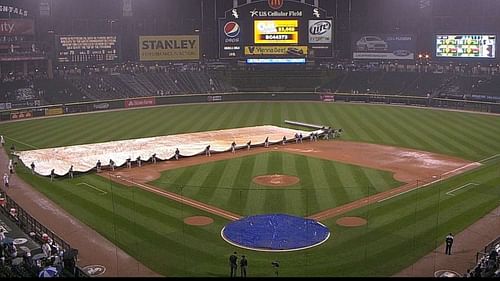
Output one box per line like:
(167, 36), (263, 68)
(0, 0), (499, 278)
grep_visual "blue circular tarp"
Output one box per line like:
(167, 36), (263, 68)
(221, 214), (330, 252)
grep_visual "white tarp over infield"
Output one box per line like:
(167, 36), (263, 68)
(15, 125), (323, 177)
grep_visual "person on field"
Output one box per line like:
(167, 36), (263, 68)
(126, 157), (132, 168)
(299, 133), (303, 143)
(240, 255), (248, 277)
(3, 173), (9, 188)
(30, 162), (35, 174)
(109, 159), (115, 171)
(137, 156), (142, 167)
(205, 145), (211, 157)
(96, 160), (102, 172)
(229, 251), (238, 277)
(151, 153), (157, 164)
(445, 233), (454, 255)
(175, 148), (180, 160)
(231, 141), (236, 154)
(264, 137), (269, 148)
(246, 140), (251, 150)
(68, 165), (74, 179)
(8, 159), (14, 174)
(295, 132), (299, 143)
(0, 135), (4, 146)
(282, 136), (286, 145)
(50, 169), (55, 182)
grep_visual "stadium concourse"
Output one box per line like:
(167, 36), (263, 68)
(15, 125), (323, 177)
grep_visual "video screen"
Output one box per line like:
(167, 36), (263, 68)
(436, 35), (496, 58)
(254, 20), (299, 44)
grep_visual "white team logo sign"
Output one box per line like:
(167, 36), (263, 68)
(82, 265), (106, 277)
(13, 238), (28, 245)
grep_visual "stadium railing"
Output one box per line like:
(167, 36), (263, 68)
(0, 192), (89, 277)
(0, 92), (499, 123)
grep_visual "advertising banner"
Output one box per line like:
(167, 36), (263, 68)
(244, 46), (307, 56)
(0, 19), (34, 35)
(45, 107), (64, 116)
(93, 103), (110, 111)
(139, 35), (199, 61)
(124, 97), (156, 108)
(352, 34), (415, 60)
(320, 94), (335, 102)
(308, 20), (332, 44)
(207, 95), (223, 102)
(11, 110), (32, 120)
(0, 103), (12, 110)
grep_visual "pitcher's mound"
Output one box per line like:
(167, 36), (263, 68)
(184, 216), (214, 226)
(336, 216), (367, 227)
(252, 174), (300, 187)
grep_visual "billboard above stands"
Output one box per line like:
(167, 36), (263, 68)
(244, 46), (307, 56)
(352, 34), (416, 60)
(56, 35), (119, 63)
(0, 19), (34, 35)
(246, 58), (306, 64)
(436, 35), (496, 59)
(219, 0), (333, 59)
(139, 35), (199, 61)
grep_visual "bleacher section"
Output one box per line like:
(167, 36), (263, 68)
(2, 66), (499, 106)
(221, 68), (333, 92)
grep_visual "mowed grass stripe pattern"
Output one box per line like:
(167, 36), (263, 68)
(1, 102), (500, 277)
(151, 152), (403, 217)
(2, 102), (499, 161)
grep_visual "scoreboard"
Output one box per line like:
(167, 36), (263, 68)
(436, 35), (496, 58)
(219, 0), (333, 60)
(254, 20), (299, 44)
(56, 35), (120, 63)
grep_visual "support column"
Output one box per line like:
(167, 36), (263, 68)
(23, 61), (28, 77)
(47, 59), (53, 79)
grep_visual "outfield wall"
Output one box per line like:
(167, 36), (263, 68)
(0, 92), (499, 122)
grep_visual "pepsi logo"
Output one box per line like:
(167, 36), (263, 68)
(224, 22), (240, 38)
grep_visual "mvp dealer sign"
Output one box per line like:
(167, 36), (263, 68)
(139, 35), (200, 61)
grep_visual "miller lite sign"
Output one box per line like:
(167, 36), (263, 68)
(268, 0), (284, 10)
(308, 20), (332, 44)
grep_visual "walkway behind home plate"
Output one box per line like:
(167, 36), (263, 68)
(0, 149), (161, 277)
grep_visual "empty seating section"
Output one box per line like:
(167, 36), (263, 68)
(2, 64), (499, 105)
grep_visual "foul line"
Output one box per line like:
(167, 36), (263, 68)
(118, 177), (241, 221)
(377, 161), (481, 203)
(5, 136), (39, 149)
(77, 183), (108, 195)
(479, 154), (500, 163)
(446, 183), (479, 196)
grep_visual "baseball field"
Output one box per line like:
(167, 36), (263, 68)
(1, 101), (500, 277)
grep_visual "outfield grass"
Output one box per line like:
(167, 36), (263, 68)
(1, 102), (500, 276)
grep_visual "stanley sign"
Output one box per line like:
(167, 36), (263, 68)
(139, 35), (200, 61)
